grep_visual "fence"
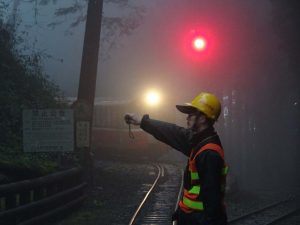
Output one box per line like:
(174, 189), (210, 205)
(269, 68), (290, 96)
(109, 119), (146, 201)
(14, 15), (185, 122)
(0, 167), (86, 225)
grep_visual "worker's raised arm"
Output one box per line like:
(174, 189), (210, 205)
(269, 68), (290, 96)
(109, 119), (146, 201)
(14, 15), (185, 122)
(139, 114), (192, 156)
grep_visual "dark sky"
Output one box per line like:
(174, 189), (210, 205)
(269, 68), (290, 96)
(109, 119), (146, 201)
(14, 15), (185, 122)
(96, 0), (285, 107)
(6, 0), (282, 102)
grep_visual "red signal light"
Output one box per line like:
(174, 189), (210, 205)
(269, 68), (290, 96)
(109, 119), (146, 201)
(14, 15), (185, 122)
(182, 28), (215, 62)
(193, 37), (206, 51)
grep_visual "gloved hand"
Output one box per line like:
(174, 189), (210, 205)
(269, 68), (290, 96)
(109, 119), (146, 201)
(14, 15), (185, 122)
(124, 113), (142, 126)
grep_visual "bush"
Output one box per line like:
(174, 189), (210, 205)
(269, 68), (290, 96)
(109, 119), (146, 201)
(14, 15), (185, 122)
(0, 21), (65, 153)
(0, 151), (60, 184)
(0, 19), (67, 180)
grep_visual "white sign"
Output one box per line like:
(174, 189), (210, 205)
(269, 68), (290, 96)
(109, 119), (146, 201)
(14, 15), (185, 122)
(23, 109), (74, 152)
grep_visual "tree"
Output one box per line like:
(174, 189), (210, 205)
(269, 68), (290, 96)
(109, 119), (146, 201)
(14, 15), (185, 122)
(6, 0), (147, 60)
(0, 19), (64, 151)
(0, 0), (146, 150)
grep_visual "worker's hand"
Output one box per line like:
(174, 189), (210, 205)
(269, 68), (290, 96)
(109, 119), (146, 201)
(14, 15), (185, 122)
(124, 113), (142, 126)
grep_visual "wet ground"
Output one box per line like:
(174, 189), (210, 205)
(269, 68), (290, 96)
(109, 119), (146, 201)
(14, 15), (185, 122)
(53, 160), (156, 225)
(53, 159), (300, 225)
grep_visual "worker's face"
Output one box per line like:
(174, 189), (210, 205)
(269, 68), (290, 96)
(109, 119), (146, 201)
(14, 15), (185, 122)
(187, 113), (206, 129)
(187, 113), (198, 129)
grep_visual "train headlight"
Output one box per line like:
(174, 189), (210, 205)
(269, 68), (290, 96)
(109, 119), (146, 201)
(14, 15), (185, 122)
(145, 90), (161, 106)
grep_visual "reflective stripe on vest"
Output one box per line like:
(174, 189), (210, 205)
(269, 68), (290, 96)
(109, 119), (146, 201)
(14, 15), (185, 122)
(222, 166), (229, 175)
(180, 143), (228, 212)
(182, 197), (204, 210)
(196, 143), (224, 160)
(191, 171), (199, 180)
(187, 185), (201, 195)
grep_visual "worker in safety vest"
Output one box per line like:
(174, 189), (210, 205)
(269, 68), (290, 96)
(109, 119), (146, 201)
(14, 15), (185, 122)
(125, 92), (228, 225)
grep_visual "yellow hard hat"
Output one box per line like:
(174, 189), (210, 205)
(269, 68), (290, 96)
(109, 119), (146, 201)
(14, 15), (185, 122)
(176, 92), (221, 121)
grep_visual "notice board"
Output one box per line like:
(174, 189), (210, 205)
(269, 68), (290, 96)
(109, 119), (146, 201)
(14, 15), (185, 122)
(23, 109), (74, 152)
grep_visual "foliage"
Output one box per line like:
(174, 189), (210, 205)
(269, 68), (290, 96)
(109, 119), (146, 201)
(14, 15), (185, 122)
(0, 152), (59, 183)
(0, 3), (67, 180)
(2, 0), (146, 61)
(34, 0), (146, 59)
(0, 1), (8, 18)
(0, 19), (65, 153)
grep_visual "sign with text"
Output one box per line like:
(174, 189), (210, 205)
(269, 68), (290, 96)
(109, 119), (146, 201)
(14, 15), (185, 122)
(23, 109), (74, 152)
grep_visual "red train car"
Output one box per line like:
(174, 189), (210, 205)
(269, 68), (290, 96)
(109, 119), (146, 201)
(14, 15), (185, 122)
(64, 96), (173, 160)
(91, 98), (162, 159)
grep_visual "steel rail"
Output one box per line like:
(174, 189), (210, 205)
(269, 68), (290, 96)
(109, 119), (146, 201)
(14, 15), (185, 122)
(228, 196), (295, 224)
(172, 169), (184, 225)
(128, 164), (162, 225)
(266, 206), (300, 225)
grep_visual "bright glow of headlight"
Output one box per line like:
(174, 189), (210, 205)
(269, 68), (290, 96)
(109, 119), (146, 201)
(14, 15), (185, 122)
(145, 91), (161, 106)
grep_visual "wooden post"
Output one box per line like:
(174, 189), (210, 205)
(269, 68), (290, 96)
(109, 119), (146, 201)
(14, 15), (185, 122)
(75, 0), (103, 186)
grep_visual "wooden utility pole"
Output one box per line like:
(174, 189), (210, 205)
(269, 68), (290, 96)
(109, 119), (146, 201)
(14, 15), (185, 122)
(73, 0), (103, 186)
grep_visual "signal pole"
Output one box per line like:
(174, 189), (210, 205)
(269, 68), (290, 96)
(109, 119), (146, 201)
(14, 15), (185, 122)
(73, 0), (103, 186)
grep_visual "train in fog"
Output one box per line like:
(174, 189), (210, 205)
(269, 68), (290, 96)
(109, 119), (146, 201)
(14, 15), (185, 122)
(65, 95), (174, 159)
(91, 97), (170, 159)
(92, 98), (147, 150)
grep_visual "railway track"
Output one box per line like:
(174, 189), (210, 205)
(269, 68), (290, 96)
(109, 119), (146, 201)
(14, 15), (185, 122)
(228, 196), (300, 225)
(126, 163), (299, 225)
(128, 164), (183, 225)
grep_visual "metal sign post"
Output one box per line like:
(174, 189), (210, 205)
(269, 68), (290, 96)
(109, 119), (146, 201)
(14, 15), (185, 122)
(75, 0), (104, 186)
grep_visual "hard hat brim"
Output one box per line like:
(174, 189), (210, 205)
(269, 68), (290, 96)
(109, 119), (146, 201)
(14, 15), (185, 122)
(176, 103), (198, 114)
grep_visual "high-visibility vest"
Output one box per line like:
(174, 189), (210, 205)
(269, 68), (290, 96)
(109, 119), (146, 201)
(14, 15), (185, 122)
(179, 143), (229, 213)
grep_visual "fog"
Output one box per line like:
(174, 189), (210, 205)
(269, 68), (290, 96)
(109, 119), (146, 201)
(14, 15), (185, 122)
(3, 0), (299, 191)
